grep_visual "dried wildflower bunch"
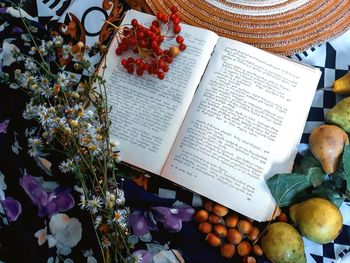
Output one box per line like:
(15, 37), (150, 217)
(1, 7), (131, 261)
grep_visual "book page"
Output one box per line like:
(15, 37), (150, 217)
(102, 10), (219, 175)
(162, 37), (321, 221)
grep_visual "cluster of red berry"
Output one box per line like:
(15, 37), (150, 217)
(115, 6), (186, 80)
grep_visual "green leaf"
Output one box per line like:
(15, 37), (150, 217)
(342, 144), (350, 190)
(312, 186), (345, 208)
(304, 167), (326, 187)
(267, 173), (311, 207)
(331, 169), (346, 190)
(294, 150), (322, 173)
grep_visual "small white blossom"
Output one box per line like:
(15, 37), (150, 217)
(58, 159), (74, 174)
(94, 215), (102, 229)
(87, 195), (102, 214)
(79, 194), (88, 209)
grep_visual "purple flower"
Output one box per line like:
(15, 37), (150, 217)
(0, 8), (6, 14)
(10, 26), (23, 34)
(19, 175), (74, 217)
(151, 204), (194, 233)
(1, 197), (22, 222)
(130, 250), (152, 263)
(128, 204), (194, 236)
(0, 119), (9, 134)
(128, 210), (157, 237)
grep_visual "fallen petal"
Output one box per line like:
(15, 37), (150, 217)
(1, 196), (22, 222)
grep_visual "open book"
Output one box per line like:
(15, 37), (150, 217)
(101, 10), (321, 221)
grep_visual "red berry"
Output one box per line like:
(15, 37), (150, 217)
(158, 71), (165, 79)
(146, 29), (153, 36)
(160, 14), (168, 23)
(173, 17), (181, 25)
(156, 11), (164, 20)
(166, 55), (173, 63)
(170, 13), (176, 21)
(173, 25), (181, 33)
(129, 37), (137, 46)
(127, 57), (134, 64)
(131, 19), (138, 27)
(135, 58), (142, 66)
(139, 40), (147, 48)
(162, 64), (169, 72)
(152, 20), (160, 27)
(137, 31), (145, 39)
(170, 6), (178, 13)
(176, 36), (184, 44)
(136, 68), (144, 76)
(133, 48), (139, 53)
(150, 25), (157, 32)
(158, 35), (164, 42)
(155, 47), (163, 56)
(151, 40), (159, 50)
(127, 65), (134, 74)
(179, 44), (186, 51)
(115, 48), (122, 55)
(137, 25), (145, 32)
(143, 63), (150, 71)
(121, 58), (127, 67)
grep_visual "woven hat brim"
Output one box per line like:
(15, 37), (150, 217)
(145, 0), (350, 55)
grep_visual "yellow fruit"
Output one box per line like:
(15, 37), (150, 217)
(261, 222), (306, 263)
(237, 241), (252, 257)
(332, 72), (350, 94)
(289, 198), (343, 244)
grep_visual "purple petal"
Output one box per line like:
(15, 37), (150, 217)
(128, 211), (149, 236)
(171, 205), (195, 221)
(19, 175), (48, 214)
(0, 119), (9, 134)
(45, 188), (75, 217)
(20, 175), (74, 217)
(10, 26), (23, 34)
(1, 197), (22, 222)
(150, 207), (171, 222)
(131, 250), (152, 263)
(163, 216), (182, 233)
(0, 8), (6, 14)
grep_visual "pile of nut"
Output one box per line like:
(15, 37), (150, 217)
(195, 199), (264, 262)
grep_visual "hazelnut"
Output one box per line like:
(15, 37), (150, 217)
(248, 227), (260, 241)
(206, 233), (221, 247)
(237, 241), (252, 257)
(195, 210), (209, 222)
(212, 204), (229, 217)
(220, 243), (236, 258)
(277, 212), (288, 223)
(226, 228), (243, 245)
(242, 256), (256, 263)
(208, 214), (222, 225)
(198, 222), (212, 234)
(225, 213), (239, 228)
(252, 244), (263, 256)
(214, 224), (227, 238)
(203, 199), (214, 212)
(237, 219), (253, 235)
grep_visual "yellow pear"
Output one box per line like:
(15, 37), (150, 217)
(289, 198), (343, 244)
(309, 125), (349, 174)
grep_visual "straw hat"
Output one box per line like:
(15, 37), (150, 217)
(144, 0), (350, 55)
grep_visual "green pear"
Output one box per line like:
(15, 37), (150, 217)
(261, 222), (306, 263)
(326, 97), (350, 132)
(289, 198), (343, 244)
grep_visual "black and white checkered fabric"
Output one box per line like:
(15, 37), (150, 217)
(31, 1), (350, 261)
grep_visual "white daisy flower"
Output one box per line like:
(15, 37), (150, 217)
(87, 195), (103, 214)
